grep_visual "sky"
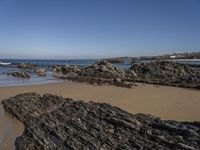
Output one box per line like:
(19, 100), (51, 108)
(0, 0), (200, 59)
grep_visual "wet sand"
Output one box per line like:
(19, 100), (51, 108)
(0, 81), (200, 149)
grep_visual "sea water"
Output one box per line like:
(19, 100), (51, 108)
(0, 59), (200, 87)
(0, 59), (97, 87)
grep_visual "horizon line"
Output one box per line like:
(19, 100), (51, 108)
(0, 51), (200, 60)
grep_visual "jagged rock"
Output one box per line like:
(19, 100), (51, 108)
(7, 71), (31, 78)
(130, 61), (200, 88)
(125, 69), (137, 79)
(36, 68), (46, 76)
(16, 63), (36, 69)
(1, 93), (200, 149)
(113, 78), (121, 82)
(53, 65), (62, 72)
(53, 61), (137, 88)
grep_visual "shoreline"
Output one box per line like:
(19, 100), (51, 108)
(0, 81), (200, 149)
(0, 79), (62, 88)
(1, 81), (200, 121)
(1, 60), (200, 91)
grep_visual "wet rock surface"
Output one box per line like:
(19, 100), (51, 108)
(16, 63), (37, 69)
(53, 61), (200, 89)
(36, 68), (47, 76)
(2, 93), (200, 150)
(2, 60), (200, 89)
(7, 71), (31, 78)
(53, 61), (137, 88)
(131, 61), (200, 89)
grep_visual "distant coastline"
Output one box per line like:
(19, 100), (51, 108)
(103, 51), (200, 64)
(0, 52), (200, 88)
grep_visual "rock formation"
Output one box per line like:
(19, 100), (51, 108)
(53, 61), (137, 88)
(36, 68), (47, 76)
(2, 93), (200, 149)
(17, 63), (36, 69)
(53, 61), (200, 89)
(130, 61), (200, 89)
(7, 71), (31, 78)
(3, 60), (200, 89)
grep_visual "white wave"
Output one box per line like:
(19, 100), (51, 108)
(0, 62), (11, 66)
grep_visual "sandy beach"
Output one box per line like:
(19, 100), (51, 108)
(1, 81), (200, 121)
(0, 81), (200, 149)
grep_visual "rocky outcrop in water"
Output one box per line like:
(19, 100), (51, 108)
(17, 63), (36, 69)
(130, 61), (200, 88)
(3, 60), (200, 89)
(53, 61), (200, 89)
(7, 71), (31, 78)
(1, 93), (200, 150)
(54, 61), (137, 88)
(36, 68), (46, 76)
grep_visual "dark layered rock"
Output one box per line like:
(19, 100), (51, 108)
(53, 65), (63, 72)
(17, 63), (36, 69)
(130, 61), (200, 88)
(53, 61), (137, 88)
(2, 93), (200, 150)
(7, 71), (31, 78)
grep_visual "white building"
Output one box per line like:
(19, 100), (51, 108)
(170, 55), (176, 59)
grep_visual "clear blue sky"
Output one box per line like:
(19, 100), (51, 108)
(0, 0), (200, 59)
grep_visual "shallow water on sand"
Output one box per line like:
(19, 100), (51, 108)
(0, 70), (61, 88)
(0, 104), (23, 149)
(0, 59), (200, 88)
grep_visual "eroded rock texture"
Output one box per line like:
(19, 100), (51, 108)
(7, 71), (31, 78)
(16, 63), (37, 69)
(131, 61), (200, 88)
(2, 93), (200, 150)
(53, 61), (137, 88)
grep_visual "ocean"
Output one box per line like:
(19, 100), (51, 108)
(0, 59), (200, 87)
